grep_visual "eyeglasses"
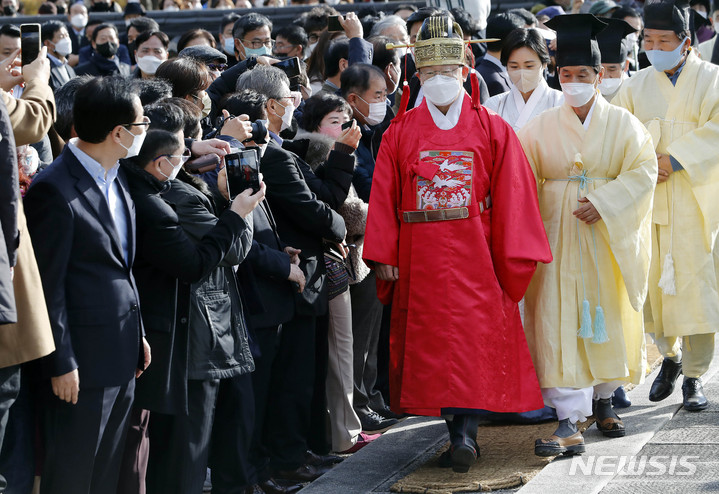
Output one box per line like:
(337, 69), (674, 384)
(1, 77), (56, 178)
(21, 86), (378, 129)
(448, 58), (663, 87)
(208, 63), (228, 72)
(276, 93), (301, 108)
(157, 148), (191, 164)
(417, 66), (461, 78)
(123, 116), (151, 128)
(308, 34), (319, 44)
(242, 38), (274, 49)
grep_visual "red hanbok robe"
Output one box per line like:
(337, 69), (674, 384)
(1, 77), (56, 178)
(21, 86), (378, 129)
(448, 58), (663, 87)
(363, 90), (552, 416)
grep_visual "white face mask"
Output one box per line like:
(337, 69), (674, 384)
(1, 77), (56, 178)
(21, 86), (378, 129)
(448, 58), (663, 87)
(626, 32), (638, 47)
(697, 9), (708, 18)
(164, 4), (179, 11)
(136, 55), (165, 75)
(53, 37), (73, 57)
(305, 41), (317, 59)
(386, 63), (400, 95)
(715, 22), (719, 33)
(70, 14), (87, 29)
(159, 156), (183, 181)
(119, 126), (146, 159)
(274, 100), (295, 131)
(598, 73), (625, 96)
(354, 95), (387, 126)
(422, 74), (461, 107)
(560, 80), (597, 108)
(396, 46), (408, 58)
(223, 37), (235, 55)
(508, 68), (542, 93)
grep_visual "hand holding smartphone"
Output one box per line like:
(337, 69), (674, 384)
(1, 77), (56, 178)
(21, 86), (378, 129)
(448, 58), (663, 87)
(225, 148), (261, 199)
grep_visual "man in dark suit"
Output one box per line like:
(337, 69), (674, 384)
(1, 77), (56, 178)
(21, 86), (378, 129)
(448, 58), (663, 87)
(237, 65), (346, 484)
(75, 24), (131, 78)
(24, 76), (151, 494)
(41, 21), (77, 92)
(67, 1), (90, 61)
(475, 12), (525, 97)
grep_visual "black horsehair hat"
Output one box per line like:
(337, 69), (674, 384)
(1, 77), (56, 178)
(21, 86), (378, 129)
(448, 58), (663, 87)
(643, 0), (691, 32)
(545, 14), (608, 68)
(597, 18), (637, 64)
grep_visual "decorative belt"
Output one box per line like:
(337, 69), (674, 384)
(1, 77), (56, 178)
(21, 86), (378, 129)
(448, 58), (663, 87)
(398, 196), (491, 223)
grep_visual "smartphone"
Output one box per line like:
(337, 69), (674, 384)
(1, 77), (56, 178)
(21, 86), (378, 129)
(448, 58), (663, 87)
(225, 149), (261, 199)
(20, 24), (41, 67)
(185, 153), (220, 174)
(327, 15), (343, 32)
(274, 56), (300, 79)
(341, 119), (355, 131)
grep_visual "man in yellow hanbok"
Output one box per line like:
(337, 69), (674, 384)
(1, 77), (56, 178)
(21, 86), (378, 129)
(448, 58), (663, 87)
(519, 14), (658, 457)
(614, 0), (719, 412)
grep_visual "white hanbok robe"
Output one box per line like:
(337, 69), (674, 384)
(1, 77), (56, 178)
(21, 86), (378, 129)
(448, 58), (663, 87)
(614, 51), (719, 338)
(484, 79), (564, 131)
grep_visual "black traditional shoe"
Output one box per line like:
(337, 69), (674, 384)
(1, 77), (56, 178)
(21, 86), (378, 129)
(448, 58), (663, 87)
(593, 397), (626, 437)
(359, 410), (398, 432)
(450, 444), (478, 473)
(437, 445), (481, 468)
(535, 419), (585, 457)
(682, 377), (709, 411)
(649, 358), (682, 402)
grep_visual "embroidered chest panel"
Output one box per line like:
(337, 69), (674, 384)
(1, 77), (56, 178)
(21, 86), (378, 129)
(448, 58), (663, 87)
(416, 150), (474, 210)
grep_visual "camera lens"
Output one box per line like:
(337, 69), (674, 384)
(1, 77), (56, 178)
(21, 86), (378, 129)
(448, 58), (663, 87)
(250, 120), (268, 144)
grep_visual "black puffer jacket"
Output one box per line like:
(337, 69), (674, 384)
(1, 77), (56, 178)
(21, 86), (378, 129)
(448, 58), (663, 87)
(126, 163), (253, 415)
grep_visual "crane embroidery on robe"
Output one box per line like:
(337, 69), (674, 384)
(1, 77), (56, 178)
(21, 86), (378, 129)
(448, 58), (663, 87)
(416, 150), (474, 210)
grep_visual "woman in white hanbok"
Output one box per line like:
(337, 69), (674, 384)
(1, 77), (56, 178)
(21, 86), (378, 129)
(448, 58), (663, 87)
(484, 28), (564, 131)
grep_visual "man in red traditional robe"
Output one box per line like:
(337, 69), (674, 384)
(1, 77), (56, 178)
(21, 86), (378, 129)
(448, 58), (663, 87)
(363, 14), (553, 473)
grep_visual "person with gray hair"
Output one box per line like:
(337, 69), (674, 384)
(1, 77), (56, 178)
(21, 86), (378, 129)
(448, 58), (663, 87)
(369, 14), (410, 44)
(237, 64), (349, 485)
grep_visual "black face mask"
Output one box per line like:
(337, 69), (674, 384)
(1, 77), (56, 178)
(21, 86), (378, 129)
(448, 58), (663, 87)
(2, 5), (17, 15)
(96, 41), (118, 58)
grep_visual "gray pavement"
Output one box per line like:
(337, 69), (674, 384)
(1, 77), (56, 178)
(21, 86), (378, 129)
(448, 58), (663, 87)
(299, 339), (719, 494)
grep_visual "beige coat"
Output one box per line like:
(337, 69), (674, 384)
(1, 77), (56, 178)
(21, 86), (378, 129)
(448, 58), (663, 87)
(0, 202), (55, 368)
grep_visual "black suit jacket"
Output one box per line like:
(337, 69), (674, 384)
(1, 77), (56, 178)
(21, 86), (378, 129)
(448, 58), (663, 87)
(475, 58), (511, 97)
(244, 200), (296, 329)
(24, 146), (143, 388)
(48, 58), (76, 92)
(260, 141), (345, 316)
(68, 25), (89, 55)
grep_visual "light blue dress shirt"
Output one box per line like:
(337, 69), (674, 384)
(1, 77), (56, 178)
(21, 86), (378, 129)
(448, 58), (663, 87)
(68, 140), (130, 266)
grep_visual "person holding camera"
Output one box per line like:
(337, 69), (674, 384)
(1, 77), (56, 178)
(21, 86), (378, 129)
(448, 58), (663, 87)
(236, 65), (346, 484)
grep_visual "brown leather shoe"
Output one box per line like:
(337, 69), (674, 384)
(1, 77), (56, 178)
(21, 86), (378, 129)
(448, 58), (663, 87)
(593, 398), (626, 437)
(534, 431), (585, 457)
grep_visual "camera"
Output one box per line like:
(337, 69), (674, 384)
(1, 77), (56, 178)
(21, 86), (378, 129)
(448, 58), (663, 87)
(207, 115), (268, 144)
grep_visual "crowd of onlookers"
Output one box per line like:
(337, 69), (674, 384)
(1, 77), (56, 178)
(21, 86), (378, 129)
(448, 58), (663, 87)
(1, 0), (719, 493)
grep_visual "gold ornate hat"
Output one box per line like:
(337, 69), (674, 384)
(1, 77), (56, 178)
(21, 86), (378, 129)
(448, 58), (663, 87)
(414, 14), (466, 69)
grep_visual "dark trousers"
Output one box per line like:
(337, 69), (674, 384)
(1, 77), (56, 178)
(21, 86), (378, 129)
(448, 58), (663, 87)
(116, 407), (149, 494)
(308, 315), (329, 455)
(0, 365), (21, 493)
(350, 274), (385, 416)
(251, 315), (316, 475)
(146, 373), (255, 494)
(41, 377), (135, 494)
(0, 367), (36, 494)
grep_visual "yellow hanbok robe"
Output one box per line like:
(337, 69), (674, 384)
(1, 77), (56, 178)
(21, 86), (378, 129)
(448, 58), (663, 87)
(614, 51), (719, 338)
(518, 95), (657, 389)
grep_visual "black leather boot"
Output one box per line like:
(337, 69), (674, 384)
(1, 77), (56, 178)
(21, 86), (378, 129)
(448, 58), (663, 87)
(439, 415), (479, 473)
(649, 358), (682, 402)
(682, 377), (708, 411)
